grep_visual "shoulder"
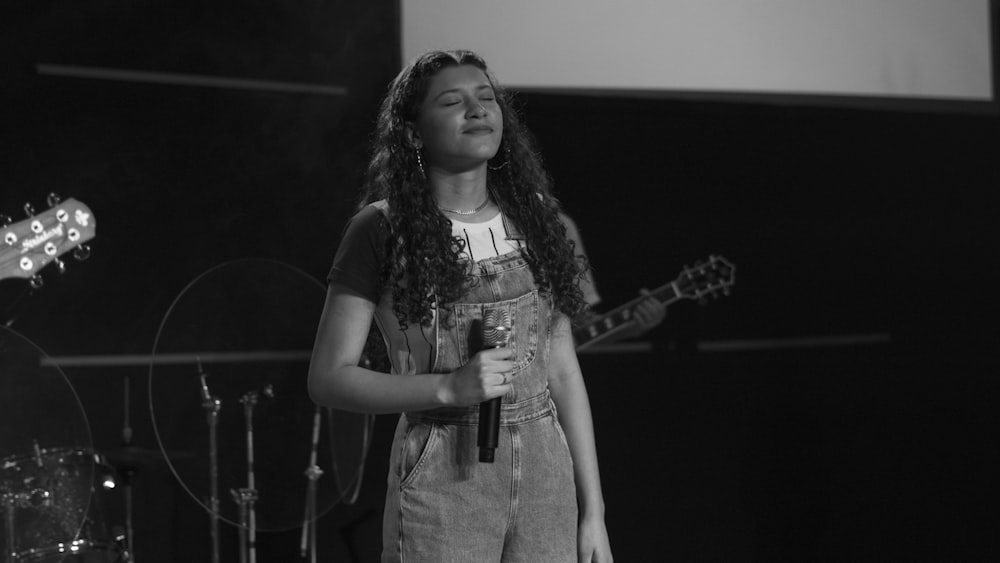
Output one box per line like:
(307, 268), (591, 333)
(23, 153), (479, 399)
(557, 211), (582, 244)
(336, 201), (392, 262)
(557, 210), (578, 228)
(354, 199), (390, 222)
(329, 201), (392, 300)
(344, 200), (391, 236)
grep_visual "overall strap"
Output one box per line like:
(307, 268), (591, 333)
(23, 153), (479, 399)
(490, 189), (529, 242)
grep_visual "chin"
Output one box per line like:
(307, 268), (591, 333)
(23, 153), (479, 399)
(478, 143), (501, 160)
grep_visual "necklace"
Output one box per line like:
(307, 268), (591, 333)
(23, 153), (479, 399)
(438, 196), (490, 216)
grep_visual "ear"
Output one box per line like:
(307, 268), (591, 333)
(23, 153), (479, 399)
(404, 122), (423, 150)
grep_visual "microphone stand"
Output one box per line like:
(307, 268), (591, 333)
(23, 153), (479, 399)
(198, 364), (222, 563)
(299, 406), (324, 562)
(233, 389), (265, 563)
(120, 375), (137, 563)
(3, 491), (17, 563)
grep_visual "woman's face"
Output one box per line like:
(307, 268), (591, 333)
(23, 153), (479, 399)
(408, 64), (503, 172)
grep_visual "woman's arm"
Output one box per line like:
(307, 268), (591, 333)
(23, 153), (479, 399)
(547, 312), (614, 563)
(307, 283), (515, 414)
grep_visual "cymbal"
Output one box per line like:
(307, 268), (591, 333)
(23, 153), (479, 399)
(104, 445), (196, 468)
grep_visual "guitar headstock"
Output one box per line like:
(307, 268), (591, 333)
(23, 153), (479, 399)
(0, 196), (97, 283)
(675, 255), (735, 302)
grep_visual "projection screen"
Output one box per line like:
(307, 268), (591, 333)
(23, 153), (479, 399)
(401, 0), (995, 110)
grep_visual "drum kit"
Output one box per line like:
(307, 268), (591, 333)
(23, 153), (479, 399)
(0, 325), (126, 563)
(1, 233), (374, 563)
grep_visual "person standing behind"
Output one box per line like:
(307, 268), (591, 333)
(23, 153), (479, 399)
(560, 212), (667, 343)
(308, 50), (613, 562)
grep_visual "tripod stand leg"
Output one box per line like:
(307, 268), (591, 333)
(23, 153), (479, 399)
(4, 497), (17, 563)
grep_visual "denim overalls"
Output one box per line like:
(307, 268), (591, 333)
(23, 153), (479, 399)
(379, 222), (578, 562)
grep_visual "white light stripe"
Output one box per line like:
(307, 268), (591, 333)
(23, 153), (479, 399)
(697, 333), (892, 353)
(577, 342), (653, 355)
(40, 350), (312, 368)
(36, 63), (348, 96)
(38, 334), (892, 368)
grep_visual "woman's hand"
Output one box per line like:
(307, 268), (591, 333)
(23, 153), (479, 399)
(578, 514), (613, 563)
(442, 347), (515, 407)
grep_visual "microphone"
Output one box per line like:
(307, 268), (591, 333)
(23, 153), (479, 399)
(197, 359), (221, 420)
(198, 364), (212, 404)
(478, 307), (510, 463)
(240, 383), (276, 406)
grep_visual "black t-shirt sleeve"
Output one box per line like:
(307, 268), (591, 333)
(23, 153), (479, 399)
(327, 205), (390, 303)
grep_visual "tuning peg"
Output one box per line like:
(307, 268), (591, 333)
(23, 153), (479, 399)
(46, 193), (62, 207)
(24, 202), (36, 217)
(54, 258), (66, 274)
(73, 244), (91, 261)
(29, 275), (44, 290)
(0, 214), (11, 227)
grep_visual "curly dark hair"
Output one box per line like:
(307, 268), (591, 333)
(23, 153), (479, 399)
(360, 49), (587, 328)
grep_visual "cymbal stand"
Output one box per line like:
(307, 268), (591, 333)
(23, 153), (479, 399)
(111, 525), (134, 563)
(233, 390), (262, 563)
(119, 470), (137, 563)
(120, 375), (137, 562)
(4, 489), (16, 563)
(198, 366), (222, 563)
(299, 406), (324, 563)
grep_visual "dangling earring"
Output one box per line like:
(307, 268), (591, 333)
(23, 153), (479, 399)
(416, 149), (427, 179)
(489, 143), (512, 171)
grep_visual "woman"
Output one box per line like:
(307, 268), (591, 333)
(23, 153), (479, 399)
(308, 50), (613, 563)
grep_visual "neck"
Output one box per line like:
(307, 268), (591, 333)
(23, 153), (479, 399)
(428, 164), (490, 212)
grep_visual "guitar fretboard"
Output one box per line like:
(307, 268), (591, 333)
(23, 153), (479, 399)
(573, 282), (682, 349)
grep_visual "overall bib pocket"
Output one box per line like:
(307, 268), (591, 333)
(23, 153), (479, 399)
(432, 290), (539, 374)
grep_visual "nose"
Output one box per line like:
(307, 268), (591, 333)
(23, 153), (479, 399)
(467, 101), (488, 118)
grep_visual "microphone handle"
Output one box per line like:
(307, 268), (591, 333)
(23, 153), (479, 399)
(478, 395), (501, 463)
(478, 309), (510, 464)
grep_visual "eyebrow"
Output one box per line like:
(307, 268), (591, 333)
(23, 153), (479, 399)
(433, 84), (495, 100)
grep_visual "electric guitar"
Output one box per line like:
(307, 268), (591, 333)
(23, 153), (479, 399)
(361, 255), (736, 370)
(0, 197), (97, 283)
(573, 255), (735, 350)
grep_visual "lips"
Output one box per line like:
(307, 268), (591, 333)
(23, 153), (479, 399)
(464, 126), (494, 134)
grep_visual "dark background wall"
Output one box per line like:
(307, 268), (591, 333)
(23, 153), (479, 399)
(2, 1), (998, 562)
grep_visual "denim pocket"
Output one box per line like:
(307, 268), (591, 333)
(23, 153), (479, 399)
(442, 290), (539, 373)
(550, 413), (571, 452)
(399, 422), (438, 490)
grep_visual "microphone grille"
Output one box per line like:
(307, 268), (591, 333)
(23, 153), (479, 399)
(483, 308), (511, 347)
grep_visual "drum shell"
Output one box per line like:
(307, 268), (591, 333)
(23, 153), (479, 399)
(1, 447), (117, 562)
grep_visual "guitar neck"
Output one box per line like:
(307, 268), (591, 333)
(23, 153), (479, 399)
(573, 280), (682, 350)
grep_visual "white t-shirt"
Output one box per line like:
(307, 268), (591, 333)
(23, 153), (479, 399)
(452, 210), (601, 305)
(450, 211), (522, 262)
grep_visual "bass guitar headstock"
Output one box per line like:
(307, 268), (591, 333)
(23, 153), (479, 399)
(0, 194), (97, 288)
